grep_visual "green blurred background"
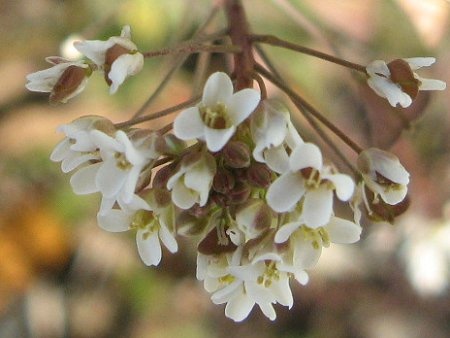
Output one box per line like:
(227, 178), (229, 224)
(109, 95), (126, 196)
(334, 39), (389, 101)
(0, 0), (449, 337)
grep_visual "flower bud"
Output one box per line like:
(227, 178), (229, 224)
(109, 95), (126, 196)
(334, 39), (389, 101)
(222, 141), (251, 168)
(246, 162), (272, 188)
(228, 181), (251, 205)
(213, 168), (235, 194)
(387, 59), (419, 101)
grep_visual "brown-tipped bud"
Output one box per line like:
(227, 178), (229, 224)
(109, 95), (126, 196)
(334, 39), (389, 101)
(213, 168), (235, 194)
(387, 59), (420, 100)
(246, 163), (272, 188)
(153, 163), (177, 189)
(49, 65), (90, 104)
(228, 181), (251, 205)
(176, 211), (209, 237)
(155, 134), (186, 156)
(103, 44), (132, 85)
(222, 141), (251, 168)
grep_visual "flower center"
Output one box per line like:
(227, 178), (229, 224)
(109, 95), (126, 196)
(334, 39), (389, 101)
(257, 261), (280, 288)
(115, 152), (132, 170)
(300, 226), (330, 249)
(199, 103), (230, 129)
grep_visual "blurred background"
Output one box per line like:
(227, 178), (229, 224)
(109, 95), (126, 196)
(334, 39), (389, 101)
(0, 0), (449, 337)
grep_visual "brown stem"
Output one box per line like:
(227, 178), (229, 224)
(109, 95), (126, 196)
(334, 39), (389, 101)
(224, 0), (255, 90)
(142, 42), (241, 58)
(251, 34), (367, 74)
(115, 96), (200, 129)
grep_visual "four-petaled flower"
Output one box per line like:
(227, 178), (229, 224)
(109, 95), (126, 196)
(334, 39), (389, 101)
(174, 72), (261, 152)
(366, 57), (446, 108)
(97, 190), (178, 266)
(267, 142), (354, 228)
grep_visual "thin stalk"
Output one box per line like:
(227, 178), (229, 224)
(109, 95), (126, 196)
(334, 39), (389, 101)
(131, 6), (222, 118)
(142, 43), (241, 58)
(115, 96), (200, 129)
(251, 34), (367, 74)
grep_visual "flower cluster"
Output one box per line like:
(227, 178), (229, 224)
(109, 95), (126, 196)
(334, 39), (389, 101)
(26, 26), (143, 103)
(28, 21), (446, 322)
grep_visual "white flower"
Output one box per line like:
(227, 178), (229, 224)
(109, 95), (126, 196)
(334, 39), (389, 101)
(26, 57), (90, 103)
(166, 152), (216, 209)
(275, 216), (362, 269)
(97, 191), (178, 266)
(357, 147), (409, 205)
(173, 72), (260, 152)
(50, 115), (114, 173)
(77, 129), (159, 211)
(266, 143), (354, 228)
(250, 99), (303, 174)
(366, 57), (446, 108)
(198, 247), (296, 322)
(74, 25), (144, 94)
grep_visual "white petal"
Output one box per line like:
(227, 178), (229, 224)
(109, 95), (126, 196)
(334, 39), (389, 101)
(326, 217), (362, 244)
(97, 209), (131, 232)
(61, 153), (98, 173)
(224, 293), (255, 322)
(108, 53), (144, 94)
(258, 302), (277, 321)
(226, 89), (260, 125)
(366, 60), (390, 77)
(173, 107), (205, 141)
(264, 146), (290, 174)
(323, 173), (355, 201)
(171, 179), (197, 209)
(404, 57), (435, 69)
(380, 185), (408, 205)
(184, 164), (213, 207)
(136, 230), (162, 266)
(294, 271), (309, 285)
(418, 78), (446, 91)
(202, 72), (233, 106)
(159, 225), (178, 253)
(204, 126), (236, 152)
(266, 173), (305, 213)
(122, 167), (141, 203)
(270, 277), (293, 307)
(95, 160), (127, 198)
(74, 40), (111, 65)
(50, 139), (71, 162)
(294, 239), (321, 269)
(289, 143), (322, 171)
(303, 187), (333, 228)
(90, 130), (122, 153)
(70, 163), (101, 195)
(274, 222), (302, 243)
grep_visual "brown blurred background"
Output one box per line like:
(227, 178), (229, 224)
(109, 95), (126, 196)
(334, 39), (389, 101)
(0, 0), (449, 337)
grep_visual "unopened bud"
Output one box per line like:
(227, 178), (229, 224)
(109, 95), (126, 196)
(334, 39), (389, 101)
(222, 141), (251, 168)
(213, 168), (235, 194)
(387, 59), (420, 100)
(228, 181), (251, 204)
(246, 163), (272, 188)
(50, 65), (90, 104)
